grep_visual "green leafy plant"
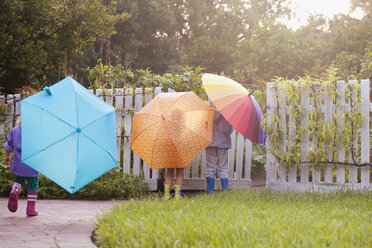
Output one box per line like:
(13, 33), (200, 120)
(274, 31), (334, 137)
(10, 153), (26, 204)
(263, 68), (368, 168)
(0, 146), (148, 200)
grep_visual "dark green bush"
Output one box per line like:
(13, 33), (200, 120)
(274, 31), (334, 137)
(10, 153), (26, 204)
(0, 148), (148, 200)
(38, 169), (148, 200)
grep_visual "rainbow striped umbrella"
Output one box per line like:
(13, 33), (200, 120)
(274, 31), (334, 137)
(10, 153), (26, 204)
(202, 73), (265, 144)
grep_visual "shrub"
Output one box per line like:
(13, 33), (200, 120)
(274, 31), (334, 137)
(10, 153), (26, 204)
(0, 148), (148, 200)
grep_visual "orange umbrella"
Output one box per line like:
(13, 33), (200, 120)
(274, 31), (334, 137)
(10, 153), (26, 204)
(130, 92), (214, 169)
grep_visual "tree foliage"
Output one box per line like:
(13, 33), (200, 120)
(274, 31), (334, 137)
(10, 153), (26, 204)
(1, 0), (371, 93)
(0, 0), (129, 93)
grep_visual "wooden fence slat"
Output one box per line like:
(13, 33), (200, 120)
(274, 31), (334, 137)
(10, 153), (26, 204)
(336, 81), (345, 184)
(133, 88), (143, 176)
(15, 94), (21, 116)
(266, 83), (276, 184)
(300, 83), (309, 183)
(278, 86), (287, 182)
(0, 96), (5, 141)
(228, 131), (236, 178)
(5, 95), (14, 133)
(152, 87), (162, 179)
(184, 163), (191, 178)
(143, 88), (153, 179)
(244, 140), (252, 179)
(96, 89), (103, 101)
(235, 133), (244, 178)
(201, 150), (207, 178)
(105, 89), (113, 106)
(360, 80), (370, 185)
(192, 154), (201, 178)
(324, 85), (333, 183)
(348, 81), (358, 183)
(123, 88), (133, 174)
(288, 85), (297, 183)
(312, 83), (321, 183)
(115, 89), (124, 168)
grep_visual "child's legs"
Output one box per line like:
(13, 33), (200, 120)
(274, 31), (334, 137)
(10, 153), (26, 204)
(175, 168), (183, 185)
(14, 176), (26, 185)
(165, 169), (174, 185)
(25, 177), (39, 191)
(205, 147), (217, 178)
(217, 148), (228, 179)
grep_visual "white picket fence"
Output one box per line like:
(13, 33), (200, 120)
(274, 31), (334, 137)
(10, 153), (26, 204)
(0, 87), (253, 190)
(266, 80), (372, 191)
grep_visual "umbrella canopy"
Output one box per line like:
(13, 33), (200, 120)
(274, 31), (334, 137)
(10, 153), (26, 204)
(21, 76), (117, 193)
(202, 73), (265, 144)
(131, 92), (214, 169)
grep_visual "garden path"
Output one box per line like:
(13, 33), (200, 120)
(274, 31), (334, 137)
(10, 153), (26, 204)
(0, 198), (116, 248)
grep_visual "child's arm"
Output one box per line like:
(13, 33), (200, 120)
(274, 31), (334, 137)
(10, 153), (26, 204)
(3, 128), (14, 165)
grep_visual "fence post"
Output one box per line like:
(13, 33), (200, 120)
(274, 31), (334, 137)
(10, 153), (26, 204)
(0, 95), (4, 141)
(105, 89), (113, 106)
(15, 94), (21, 117)
(312, 83), (322, 183)
(133, 88), (143, 176)
(115, 89), (124, 169)
(244, 140), (252, 179)
(300, 83), (309, 183)
(277, 85), (286, 182)
(152, 87), (162, 179)
(360, 79), (370, 186)
(123, 88), (133, 174)
(288, 84), (297, 183)
(348, 81), (358, 183)
(324, 85), (334, 183)
(235, 133), (244, 179)
(5, 95), (14, 134)
(143, 88), (153, 180)
(266, 83), (276, 184)
(336, 81), (345, 184)
(228, 131), (236, 178)
(96, 89), (103, 101)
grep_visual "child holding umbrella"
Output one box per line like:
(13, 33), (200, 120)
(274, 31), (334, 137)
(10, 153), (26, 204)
(205, 103), (233, 194)
(4, 117), (39, 216)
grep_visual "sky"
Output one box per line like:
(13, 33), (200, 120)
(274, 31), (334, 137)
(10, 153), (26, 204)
(283, 0), (364, 29)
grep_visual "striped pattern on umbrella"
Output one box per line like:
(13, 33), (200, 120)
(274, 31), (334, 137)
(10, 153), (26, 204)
(202, 73), (265, 144)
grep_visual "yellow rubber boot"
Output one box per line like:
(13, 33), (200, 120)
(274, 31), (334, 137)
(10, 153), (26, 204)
(174, 185), (182, 199)
(164, 184), (171, 200)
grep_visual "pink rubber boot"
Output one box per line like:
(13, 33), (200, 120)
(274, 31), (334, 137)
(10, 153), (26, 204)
(8, 182), (22, 212)
(26, 191), (38, 216)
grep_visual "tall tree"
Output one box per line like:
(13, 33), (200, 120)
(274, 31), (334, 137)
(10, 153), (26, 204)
(179, 0), (291, 75)
(99, 0), (181, 73)
(0, 0), (129, 93)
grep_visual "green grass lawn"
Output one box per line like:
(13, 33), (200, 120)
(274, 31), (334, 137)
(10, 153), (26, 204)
(95, 189), (372, 248)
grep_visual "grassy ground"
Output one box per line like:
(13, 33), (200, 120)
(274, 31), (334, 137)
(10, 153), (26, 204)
(95, 189), (372, 248)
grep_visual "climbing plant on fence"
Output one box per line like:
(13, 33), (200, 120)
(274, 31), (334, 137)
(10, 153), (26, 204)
(263, 68), (371, 188)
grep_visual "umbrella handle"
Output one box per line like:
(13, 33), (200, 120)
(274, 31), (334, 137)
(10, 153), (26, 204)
(249, 90), (255, 96)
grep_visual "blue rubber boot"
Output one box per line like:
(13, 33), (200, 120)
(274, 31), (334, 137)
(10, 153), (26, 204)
(221, 178), (228, 191)
(206, 178), (215, 194)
